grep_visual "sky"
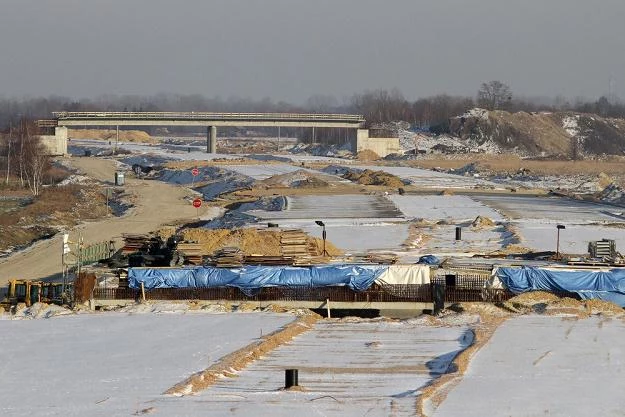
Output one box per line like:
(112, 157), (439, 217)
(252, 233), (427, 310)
(1, 0), (624, 104)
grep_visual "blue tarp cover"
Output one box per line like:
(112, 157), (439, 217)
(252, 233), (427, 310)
(129, 264), (388, 293)
(496, 266), (625, 307)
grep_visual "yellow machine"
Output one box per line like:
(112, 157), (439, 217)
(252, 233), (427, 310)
(1, 280), (72, 308)
(2, 279), (42, 307)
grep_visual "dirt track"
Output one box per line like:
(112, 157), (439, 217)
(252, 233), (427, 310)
(0, 157), (220, 283)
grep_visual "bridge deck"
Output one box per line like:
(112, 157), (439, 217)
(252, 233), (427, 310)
(52, 111), (365, 128)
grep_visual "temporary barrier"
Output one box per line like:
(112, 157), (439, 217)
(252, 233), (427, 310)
(495, 266), (625, 306)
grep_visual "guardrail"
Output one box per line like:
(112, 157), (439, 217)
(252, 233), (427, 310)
(52, 111), (365, 122)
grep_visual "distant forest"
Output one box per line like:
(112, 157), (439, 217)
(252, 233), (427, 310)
(1, 86), (624, 134)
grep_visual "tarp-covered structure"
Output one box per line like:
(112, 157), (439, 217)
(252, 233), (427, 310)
(494, 266), (625, 307)
(128, 264), (431, 294)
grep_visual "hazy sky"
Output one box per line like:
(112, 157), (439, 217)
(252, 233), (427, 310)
(1, 0), (624, 103)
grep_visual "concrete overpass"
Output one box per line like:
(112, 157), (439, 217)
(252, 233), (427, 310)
(51, 111), (366, 153)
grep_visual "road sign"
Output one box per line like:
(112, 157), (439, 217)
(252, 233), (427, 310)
(191, 168), (199, 177)
(192, 198), (202, 208)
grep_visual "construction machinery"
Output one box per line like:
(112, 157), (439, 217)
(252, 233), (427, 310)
(1, 280), (73, 310)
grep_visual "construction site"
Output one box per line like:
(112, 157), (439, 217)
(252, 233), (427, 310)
(2, 122), (625, 416)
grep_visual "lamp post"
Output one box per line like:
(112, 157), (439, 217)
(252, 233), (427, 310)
(556, 224), (566, 260)
(315, 220), (328, 257)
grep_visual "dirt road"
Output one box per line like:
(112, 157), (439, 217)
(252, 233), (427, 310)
(0, 157), (220, 283)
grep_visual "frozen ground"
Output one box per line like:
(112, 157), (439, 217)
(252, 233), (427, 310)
(432, 316), (625, 417)
(222, 164), (317, 180)
(389, 195), (505, 222)
(474, 195), (625, 223)
(150, 320), (473, 417)
(351, 165), (502, 190)
(249, 194), (404, 220)
(0, 312), (294, 417)
(245, 195), (407, 252)
(516, 223), (625, 254)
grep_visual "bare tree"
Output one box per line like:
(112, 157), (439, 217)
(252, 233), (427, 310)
(14, 119), (49, 196)
(477, 81), (512, 110)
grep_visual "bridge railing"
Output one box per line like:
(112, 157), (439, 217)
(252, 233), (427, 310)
(52, 111), (365, 122)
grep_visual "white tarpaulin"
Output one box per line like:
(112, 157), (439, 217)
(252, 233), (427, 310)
(375, 264), (430, 285)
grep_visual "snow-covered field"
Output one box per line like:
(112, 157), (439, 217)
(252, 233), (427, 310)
(251, 195), (404, 220)
(516, 223), (625, 254)
(389, 195), (505, 222)
(431, 316), (625, 417)
(351, 165), (502, 189)
(150, 320), (473, 417)
(0, 312), (294, 417)
(222, 164), (315, 180)
(474, 195), (625, 223)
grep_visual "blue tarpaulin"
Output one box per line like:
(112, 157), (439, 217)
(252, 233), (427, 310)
(496, 266), (625, 307)
(129, 264), (388, 294)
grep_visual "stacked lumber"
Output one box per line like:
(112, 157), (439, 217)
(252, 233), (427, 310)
(244, 255), (294, 266)
(121, 233), (151, 254)
(211, 247), (245, 267)
(365, 252), (398, 264)
(280, 229), (311, 259)
(293, 255), (328, 266)
(177, 242), (204, 265)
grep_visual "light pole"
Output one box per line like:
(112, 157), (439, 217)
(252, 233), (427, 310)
(556, 224), (566, 260)
(315, 220), (328, 257)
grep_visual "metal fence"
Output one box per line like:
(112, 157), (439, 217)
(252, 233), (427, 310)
(91, 281), (513, 304)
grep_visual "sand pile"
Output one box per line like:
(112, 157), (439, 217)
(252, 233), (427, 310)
(356, 149), (381, 161)
(471, 215), (495, 228)
(343, 169), (404, 187)
(259, 170), (329, 189)
(598, 172), (614, 189)
(69, 129), (155, 143)
(180, 228), (342, 257)
(503, 291), (624, 317)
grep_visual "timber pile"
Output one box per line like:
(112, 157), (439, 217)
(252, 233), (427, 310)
(177, 242), (204, 265)
(364, 252), (398, 264)
(211, 247), (245, 267)
(244, 255), (294, 266)
(121, 233), (151, 254)
(280, 229), (311, 259)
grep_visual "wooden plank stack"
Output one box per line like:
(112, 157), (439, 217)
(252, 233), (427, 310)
(244, 255), (294, 266)
(365, 252), (399, 264)
(280, 229), (311, 259)
(176, 242), (204, 265)
(211, 247), (245, 267)
(120, 233), (151, 254)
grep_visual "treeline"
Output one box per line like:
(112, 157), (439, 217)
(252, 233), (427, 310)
(1, 89), (625, 133)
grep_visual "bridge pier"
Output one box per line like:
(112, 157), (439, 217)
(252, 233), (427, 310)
(206, 126), (217, 153)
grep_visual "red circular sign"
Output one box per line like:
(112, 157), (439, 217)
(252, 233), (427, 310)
(191, 168), (199, 177)
(192, 198), (202, 208)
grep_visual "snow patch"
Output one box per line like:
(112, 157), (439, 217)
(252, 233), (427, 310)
(562, 115), (580, 137)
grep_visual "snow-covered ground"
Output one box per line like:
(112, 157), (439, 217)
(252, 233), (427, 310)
(222, 164), (316, 180)
(250, 195), (404, 220)
(0, 312), (294, 417)
(431, 316), (625, 417)
(351, 165), (503, 190)
(389, 195), (505, 222)
(474, 195), (624, 223)
(516, 223), (625, 254)
(150, 320), (473, 417)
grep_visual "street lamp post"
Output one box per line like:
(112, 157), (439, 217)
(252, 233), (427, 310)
(315, 220), (328, 257)
(556, 224), (566, 260)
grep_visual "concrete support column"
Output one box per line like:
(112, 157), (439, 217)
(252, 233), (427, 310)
(206, 126), (217, 153)
(55, 126), (68, 155)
